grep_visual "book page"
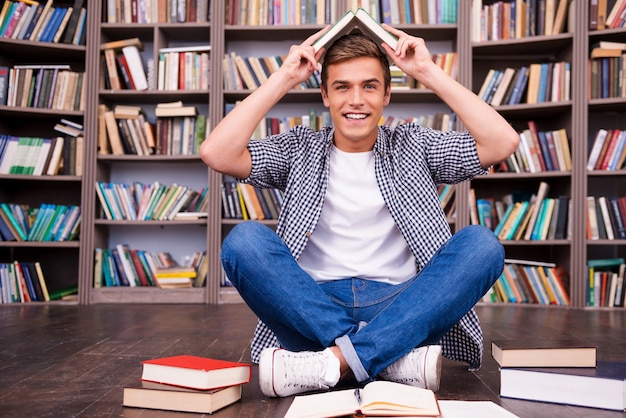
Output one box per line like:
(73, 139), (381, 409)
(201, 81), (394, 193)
(361, 381), (439, 414)
(438, 400), (519, 417)
(284, 389), (357, 418)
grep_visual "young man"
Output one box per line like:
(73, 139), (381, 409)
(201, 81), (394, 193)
(200, 25), (519, 397)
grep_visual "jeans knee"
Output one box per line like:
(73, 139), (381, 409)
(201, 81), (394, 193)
(221, 221), (267, 260)
(459, 225), (504, 267)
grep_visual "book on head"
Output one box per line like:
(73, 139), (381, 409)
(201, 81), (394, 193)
(491, 339), (597, 368)
(123, 380), (242, 414)
(313, 8), (398, 53)
(141, 355), (251, 390)
(284, 380), (440, 418)
(500, 361), (626, 411)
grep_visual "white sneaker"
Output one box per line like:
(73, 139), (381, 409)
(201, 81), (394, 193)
(378, 345), (443, 391)
(258, 347), (341, 397)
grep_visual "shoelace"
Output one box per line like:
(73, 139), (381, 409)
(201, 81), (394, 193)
(279, 352), (329, 390)
(382, 351), (425, 384)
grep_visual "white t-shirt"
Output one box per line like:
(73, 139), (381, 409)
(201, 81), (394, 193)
(297, 145), (417, 284)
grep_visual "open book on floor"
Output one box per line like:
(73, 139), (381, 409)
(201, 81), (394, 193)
(313, 8), (398, 53)
(284, 380), (440, 418)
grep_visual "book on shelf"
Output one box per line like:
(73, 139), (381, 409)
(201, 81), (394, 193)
(587, 258), (626, 307)
(491, 339), (597, 368)
(312, 8), (398, 53)
(100, 37), (143, 51)
(284, 380), (440, 418)
(121, 45), (148, 91)
(141, 355), (252, 390)
(500, 361), (626, 411)
(155, 101), (197, 117)
(123, 380), (242, 414)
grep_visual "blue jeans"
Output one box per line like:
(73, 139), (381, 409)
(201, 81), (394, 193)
(221, 222), (503, 382)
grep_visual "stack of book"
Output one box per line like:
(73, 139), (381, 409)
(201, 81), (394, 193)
(492, 339), (626, 412)
(123, 355), (252, 414)
(153, 266), (197, 288)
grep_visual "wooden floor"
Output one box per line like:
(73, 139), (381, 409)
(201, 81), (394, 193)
(0, 303), (624, 418)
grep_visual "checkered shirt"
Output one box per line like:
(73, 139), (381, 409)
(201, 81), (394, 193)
(240, 123), (488, 371)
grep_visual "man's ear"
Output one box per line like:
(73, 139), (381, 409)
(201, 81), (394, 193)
(383, 85), (391, 106)
(321, 86), (330, 107)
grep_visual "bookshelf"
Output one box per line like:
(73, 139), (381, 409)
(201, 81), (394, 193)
(0, 0), (624, 309)
(0, 0), (87, 303)
(87, 1), (214, 304)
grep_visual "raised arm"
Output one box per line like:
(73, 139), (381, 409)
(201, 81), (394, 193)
(381, 25), (519, 169)
(200, 29), (328, 178)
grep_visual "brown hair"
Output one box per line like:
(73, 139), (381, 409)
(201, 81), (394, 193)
(320, 32), (391, 91)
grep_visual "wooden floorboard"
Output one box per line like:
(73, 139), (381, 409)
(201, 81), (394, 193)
(0, 303), (624, 417)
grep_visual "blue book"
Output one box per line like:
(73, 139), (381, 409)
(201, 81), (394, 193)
(493, 203), (515, 237)
(509, 66), (529, 104)
(37, 6), (61, 42)
(537, 130), (555, 171)
(0, 209), (16, 240)
(111, 247), (131, 286)
(531, 199), (551, 240)
(18, 262), (38, 301)
(22, 3), (45, 40)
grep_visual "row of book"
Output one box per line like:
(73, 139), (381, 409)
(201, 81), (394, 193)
(586, 195), (626, 241)
(0, 202), (80, 242)
(101, 37), (212, 92)
(1, 261), (51, 303)
(223, 52), (321, 91)
(0, 134), (80, 177)
(94, 246), (208, 288)
(484, 259), (570, 305)
(0, 0), (86, 45)
(478, 61), (571, 107)
(156, 45), (211, 91)
(496, 123), (572, 173)
(589, 48), (626, 100)
(582, 128), (625, 171)
(96, 181), (209, 221)
(226, 0), (458, 26)
(4, 64), (85, 110)
(98, 103), (207, 156)
(590, 0), (626, 30)
(471, 0), (570, 42)
(221, 177), (283, 221)
(104, 0), (210, 24)
(471, 181), (571, 241)
(587, 258), (626, 308)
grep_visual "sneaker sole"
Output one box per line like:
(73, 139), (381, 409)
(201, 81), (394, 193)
(259, 348), (280, 397)
(425, 345), (443, 392)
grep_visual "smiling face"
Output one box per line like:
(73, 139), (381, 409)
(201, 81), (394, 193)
(321, 57), (391, 152)
(320, 33), (392, 152)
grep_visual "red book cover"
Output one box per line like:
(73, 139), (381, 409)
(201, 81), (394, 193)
(141, 355), (252, 390)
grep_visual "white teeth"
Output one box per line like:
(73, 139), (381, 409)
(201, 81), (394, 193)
(346, 114), (367, 120)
